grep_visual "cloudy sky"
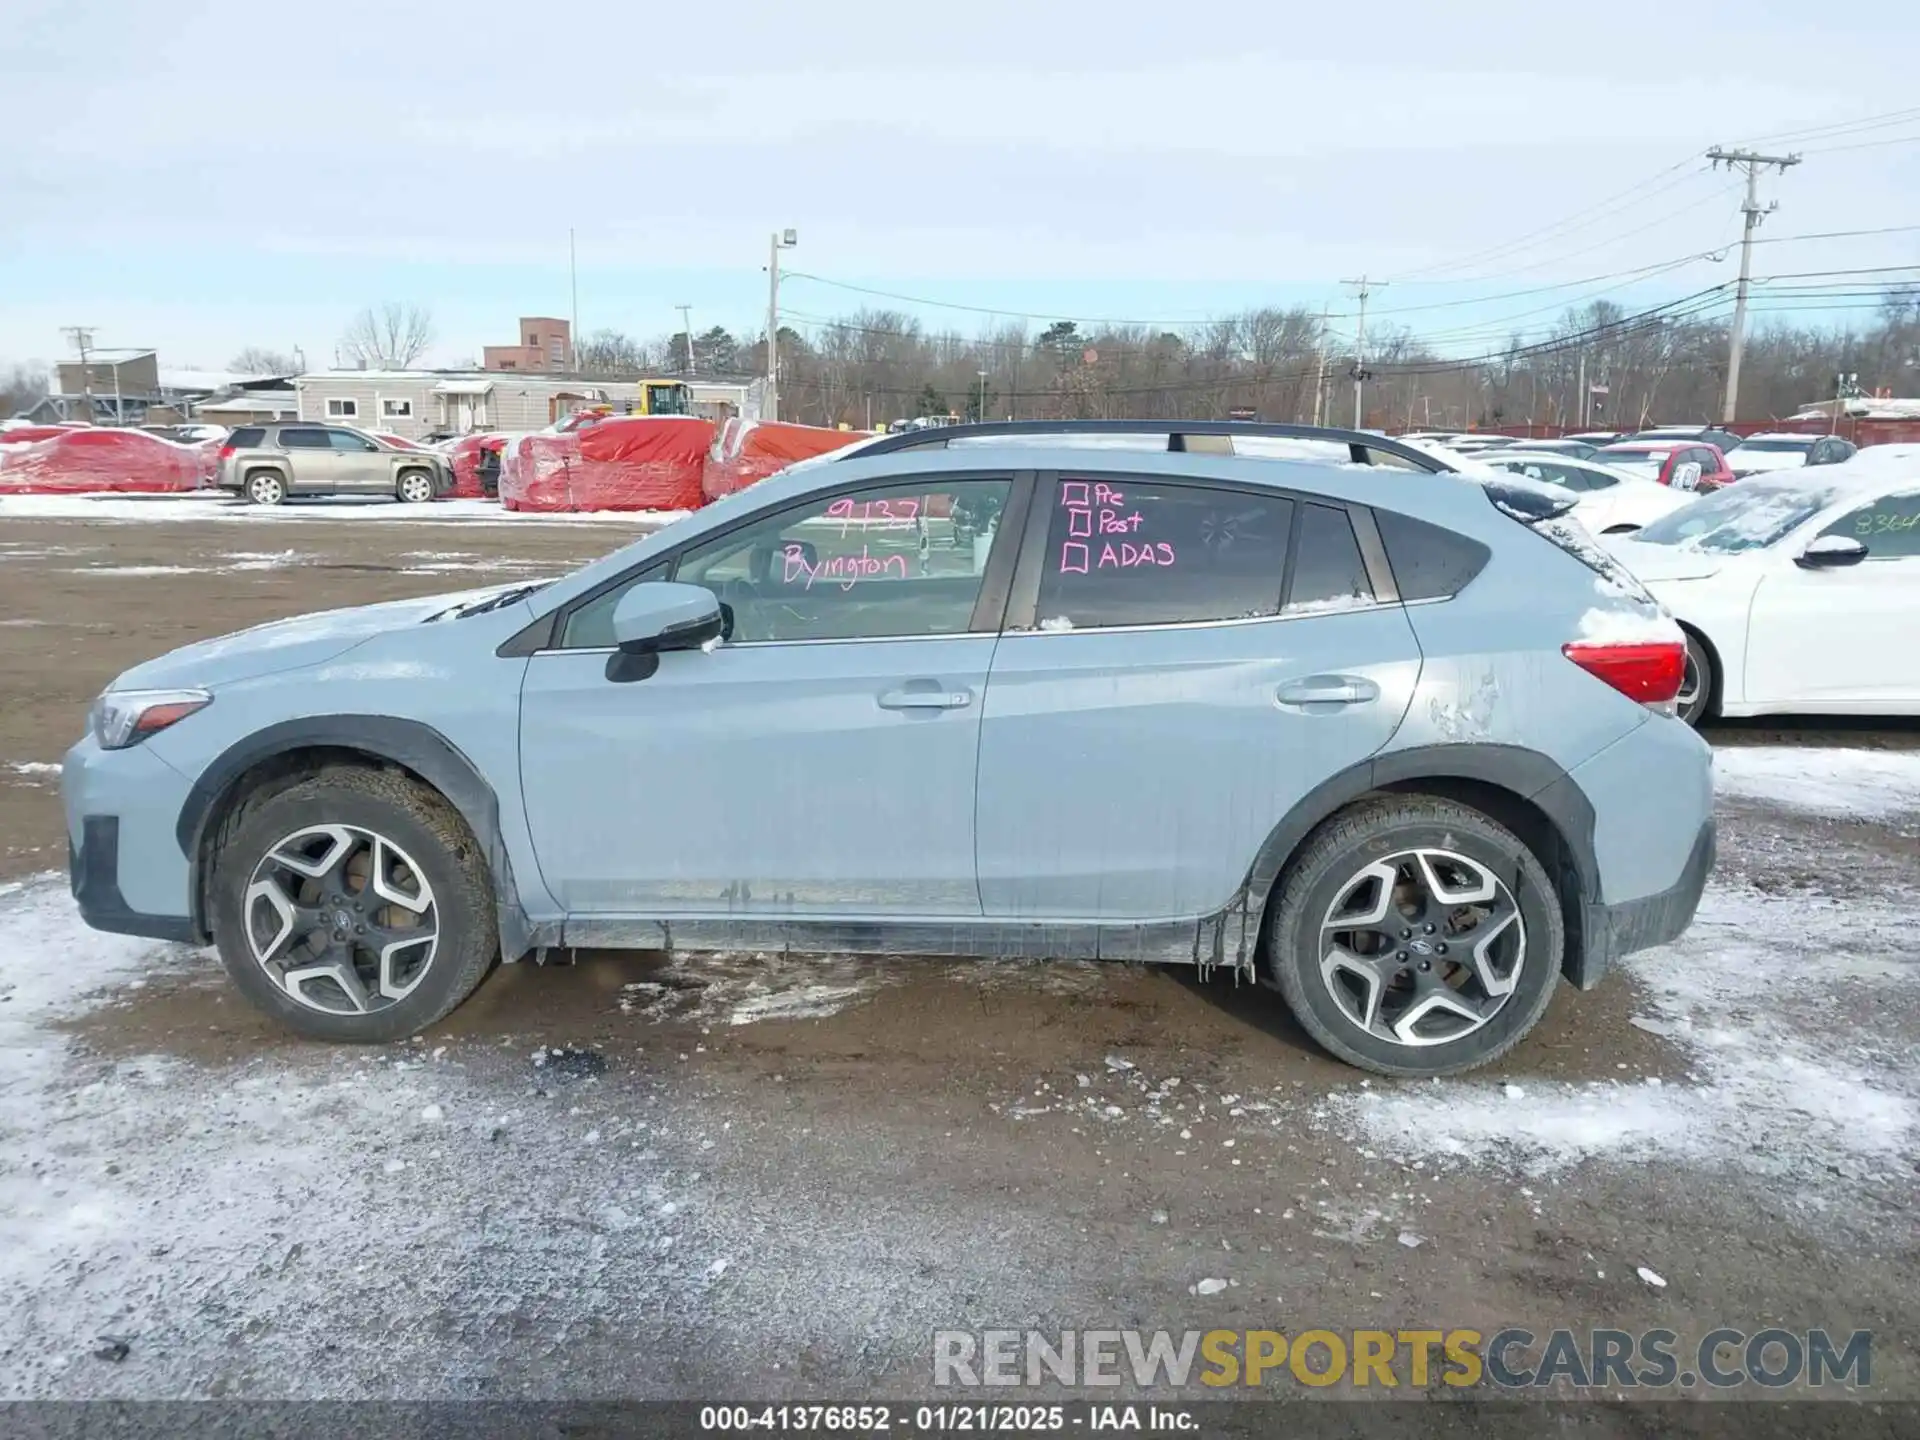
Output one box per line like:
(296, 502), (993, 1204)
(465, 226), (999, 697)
(3, 0), (1917, 375)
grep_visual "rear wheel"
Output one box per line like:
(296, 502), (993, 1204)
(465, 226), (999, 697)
(1676, 629), (1717, 728)
(1266, 796), (1563, 1077)
(246, 471), (286, 506)
(209, 768), (498, 1042)
(396, 469), (435, 504)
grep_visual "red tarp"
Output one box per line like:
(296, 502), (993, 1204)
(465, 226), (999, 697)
(446, 433), (513, 499)
(703, 419), (872, 501)
(0, 428), (213, 494)
(0, 425), (88, 445)
(500, 416), (713, 512)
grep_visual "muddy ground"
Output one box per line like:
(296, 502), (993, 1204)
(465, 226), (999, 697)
(1, 506), (1915, 1431)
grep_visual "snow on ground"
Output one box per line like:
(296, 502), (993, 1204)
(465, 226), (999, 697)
(7, 762), (61, 779)
(0, 493), (692, 528)
(619, 950), (895, 1026)
(1325, 882), (1918, 1179)
(1713, 745), (1920, 818)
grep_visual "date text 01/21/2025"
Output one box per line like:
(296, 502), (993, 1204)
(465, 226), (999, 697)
(696, 1403), (1197, 1432)
(1060, 481), (1176, 576)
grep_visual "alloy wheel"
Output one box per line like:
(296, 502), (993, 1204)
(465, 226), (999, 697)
(243, 823), (439, 1015)
(1676, 648), (1706, 721)
(399, 473), (434, 503)
(1317, 848), (1526, 1047)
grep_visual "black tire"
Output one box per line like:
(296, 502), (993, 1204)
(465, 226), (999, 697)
(1265, 796), (1563, 1077)
(396, 469), (436, 504)
(1677, 628), (1717, 729)
(209, 767), (498, 1042)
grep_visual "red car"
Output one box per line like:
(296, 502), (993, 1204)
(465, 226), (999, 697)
(1594, 439), (1735, 493)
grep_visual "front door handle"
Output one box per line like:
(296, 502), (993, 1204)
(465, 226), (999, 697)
(878, 684), (973, 711)
(1276, 675), (1380, 708)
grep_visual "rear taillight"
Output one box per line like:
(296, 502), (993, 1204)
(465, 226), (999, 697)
(218, 444), (236, 460)
(1562, 641), (1687, 712)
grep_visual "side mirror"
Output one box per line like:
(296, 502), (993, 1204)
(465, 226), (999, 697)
(1795, 534), (1869, 570)
(610, 581), (724, 654)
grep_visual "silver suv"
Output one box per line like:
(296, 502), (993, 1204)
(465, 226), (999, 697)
(215, 423), (452, 506)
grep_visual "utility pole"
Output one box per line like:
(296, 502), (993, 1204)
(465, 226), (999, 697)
(1311, 306), (1329, 427)
(1708, 146), (1801, 424)
(568, 229), (579, 372)
(1341, 278), (1382, 428)
(766, 229), (796, 422)
(61, 326), (97, 422)
(1576, 350), (1587, 428)
(677, 304), (696, 375)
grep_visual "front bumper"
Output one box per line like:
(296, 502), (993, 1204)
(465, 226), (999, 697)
(70, 817), (197, 942)
(62, 735), (200, 943)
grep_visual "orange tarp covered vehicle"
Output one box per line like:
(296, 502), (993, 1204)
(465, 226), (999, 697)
(703, 418), (871, 502)
(500, 415), (713, 513)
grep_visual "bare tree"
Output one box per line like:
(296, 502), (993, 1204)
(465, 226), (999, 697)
(574, 330), (654, 378)
(2, 363), (48, 419)
(229, 347), (299, 376)
(338, 304), (435, 369)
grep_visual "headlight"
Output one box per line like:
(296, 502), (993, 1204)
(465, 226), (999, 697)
(90, 688), (212, 750)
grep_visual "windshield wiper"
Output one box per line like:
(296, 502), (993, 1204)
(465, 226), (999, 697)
(426, 581), (553, 622)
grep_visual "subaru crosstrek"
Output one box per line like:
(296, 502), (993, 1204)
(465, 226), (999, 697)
(65, 422), (1714, 1076)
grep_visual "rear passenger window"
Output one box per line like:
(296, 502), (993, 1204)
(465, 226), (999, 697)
(1034, 479), (1293, 630)
(1373, 508), (1491, 601)
(1285, 504), (1374, 612)
(227, 427), (265, 448)
(278, 428), (329, 449)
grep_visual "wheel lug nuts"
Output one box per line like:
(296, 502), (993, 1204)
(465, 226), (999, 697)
(1423, 923), (1436, 933)
(1436, 943), (1448, 954)
(1400, 928), (1411, 939)
(1396, 951), (1408, 962)
(1419, 960), (1432, 972)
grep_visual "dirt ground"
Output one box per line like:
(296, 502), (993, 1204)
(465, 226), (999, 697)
(1, 506), (1916, 1427)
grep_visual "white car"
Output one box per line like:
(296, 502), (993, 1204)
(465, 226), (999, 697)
(1723, 432), (1857, 478)
(1481, 451), (1694, 535)
(1605, 447), (1920, 726)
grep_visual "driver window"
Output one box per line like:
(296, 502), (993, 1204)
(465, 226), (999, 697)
(672, 479), (1014, 642)
(1821, 493), (1920, 558)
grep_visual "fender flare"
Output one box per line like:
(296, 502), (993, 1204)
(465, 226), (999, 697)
(1237, 742), (1602, 981)
(175, 715), (543, 959)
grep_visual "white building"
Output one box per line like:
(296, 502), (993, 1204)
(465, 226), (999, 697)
(293, 371), (761, 440)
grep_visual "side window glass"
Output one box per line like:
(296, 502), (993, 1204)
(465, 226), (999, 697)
(674, 479), (1012, 643)
(1034, 478), (1293, 630)
(1285, 503), (1374, 613)
(559, 563), (667, 648)
(278, 428), (328, 449)
(330, 430), (378, 451)
(1822, 494), (1920, 558)
(1374, 508), (1491, 601)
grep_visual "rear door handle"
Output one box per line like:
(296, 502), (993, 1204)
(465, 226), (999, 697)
(878, 684), (973, 711)
(1276, 675), (1380, 707)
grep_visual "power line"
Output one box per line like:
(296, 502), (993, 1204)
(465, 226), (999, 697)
(1736, 105), (1920, 147)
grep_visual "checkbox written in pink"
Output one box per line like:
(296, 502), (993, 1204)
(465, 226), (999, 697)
(1059, 542), (1089, 574)
(1061, 481), (1090, 507)
(1067, 507), (1092, 537)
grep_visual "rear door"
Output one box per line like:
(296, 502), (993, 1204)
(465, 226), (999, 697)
(972, 472), (1423, 923)
(273, 426), (334, 491)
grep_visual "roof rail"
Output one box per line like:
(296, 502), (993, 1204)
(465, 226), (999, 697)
(850, 419), (1456, 473)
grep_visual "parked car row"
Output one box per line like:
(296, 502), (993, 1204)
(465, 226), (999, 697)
(214, 423), (454, 505)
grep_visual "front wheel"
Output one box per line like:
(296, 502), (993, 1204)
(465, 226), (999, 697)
(1676, 629), (1717, 728)
(209, 768), (499, 1042)
(1266, 797), (1563, 1077)
(396, 470), (436, 504)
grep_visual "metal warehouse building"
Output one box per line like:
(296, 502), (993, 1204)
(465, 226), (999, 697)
(293, 371), (759, 440)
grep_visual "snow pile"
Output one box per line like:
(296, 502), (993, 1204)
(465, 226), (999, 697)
(1325, 882), (1918, 1177)
(618, 950), (894, 1027)
(1573, 604), (1684, 646)
(1713, 746), (1920, 819)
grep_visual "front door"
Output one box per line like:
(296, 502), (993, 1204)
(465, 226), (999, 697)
(974, 476), (1422, 921)
(1745, 493), (1920, 709)
(325, 428), (387, 491)
(518, 475), (1020, 915)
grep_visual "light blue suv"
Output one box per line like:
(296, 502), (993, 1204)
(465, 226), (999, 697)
(64, 422), (1715, 1076)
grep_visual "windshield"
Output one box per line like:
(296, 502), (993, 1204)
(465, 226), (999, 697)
(1730, 439), (1813, 454)
(1632, 480), (1838, 553)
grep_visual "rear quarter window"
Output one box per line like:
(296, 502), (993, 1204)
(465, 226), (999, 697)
(227, 427), (265, 448)
(1372, 508), (1491, 601)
